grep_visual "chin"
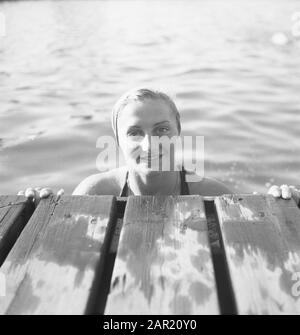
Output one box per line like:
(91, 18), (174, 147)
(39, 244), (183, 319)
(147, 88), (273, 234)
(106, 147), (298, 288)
(133, 163), (162, 175)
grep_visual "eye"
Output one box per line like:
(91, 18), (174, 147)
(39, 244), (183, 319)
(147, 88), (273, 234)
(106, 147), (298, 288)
(156, 126), (170, 135)
(127, 129), (143, 137)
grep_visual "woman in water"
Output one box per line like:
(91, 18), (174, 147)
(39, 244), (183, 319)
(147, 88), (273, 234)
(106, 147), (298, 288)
(19, 88), (300, 206)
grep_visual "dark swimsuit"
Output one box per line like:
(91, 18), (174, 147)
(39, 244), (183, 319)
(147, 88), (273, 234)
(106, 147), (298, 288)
(119, 167), (190, 196)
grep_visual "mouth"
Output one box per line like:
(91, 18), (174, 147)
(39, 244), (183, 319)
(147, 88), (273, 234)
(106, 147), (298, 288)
(137, 153), (163, 164)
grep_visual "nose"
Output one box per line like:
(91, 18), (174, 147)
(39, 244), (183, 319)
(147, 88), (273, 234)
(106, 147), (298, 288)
(140, 133), (151, 152)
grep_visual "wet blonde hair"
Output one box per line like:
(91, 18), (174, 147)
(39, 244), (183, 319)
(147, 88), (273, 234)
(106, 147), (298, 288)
(111, 88), (181, 145)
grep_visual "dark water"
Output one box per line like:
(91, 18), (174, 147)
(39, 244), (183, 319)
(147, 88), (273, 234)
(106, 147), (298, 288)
(0, 0), (300, 194)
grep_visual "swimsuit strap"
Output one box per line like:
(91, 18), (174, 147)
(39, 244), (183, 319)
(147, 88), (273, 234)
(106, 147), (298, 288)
(119, 170), (129, 197)
(180, 166), (190, 195)
(119, 167), (190, 196)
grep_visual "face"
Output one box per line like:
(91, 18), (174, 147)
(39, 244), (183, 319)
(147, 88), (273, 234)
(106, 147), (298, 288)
(117, 99), (180, 174)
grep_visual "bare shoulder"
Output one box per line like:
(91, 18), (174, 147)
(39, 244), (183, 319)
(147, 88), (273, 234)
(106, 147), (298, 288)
(72, 166), (127, 196)
(185, 170), (233, 196)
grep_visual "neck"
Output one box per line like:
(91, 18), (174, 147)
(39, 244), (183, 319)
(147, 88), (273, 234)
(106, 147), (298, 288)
(127, 169), (180, 196)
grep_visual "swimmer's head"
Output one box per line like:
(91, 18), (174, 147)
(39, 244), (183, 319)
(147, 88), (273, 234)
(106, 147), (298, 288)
(111, 88), (181, 145)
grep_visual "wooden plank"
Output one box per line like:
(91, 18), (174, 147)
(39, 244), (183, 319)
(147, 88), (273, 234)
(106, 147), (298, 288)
(105, 195), (220, 315)
(0, 195), (117, 315)
(0, 196), (34, 266)
(215, 194), (300, 314)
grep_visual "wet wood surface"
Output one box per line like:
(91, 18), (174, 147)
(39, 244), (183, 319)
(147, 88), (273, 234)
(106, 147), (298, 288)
(0, 193), (300, 315)
(0, 195), (117, 315)
(215, 194), (300, 314)
(0, 196), (34, 266)
(105, 195), (220, 315)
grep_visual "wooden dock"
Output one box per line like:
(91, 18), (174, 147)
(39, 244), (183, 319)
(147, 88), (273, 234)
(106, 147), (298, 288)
(0, 194), (300, 315)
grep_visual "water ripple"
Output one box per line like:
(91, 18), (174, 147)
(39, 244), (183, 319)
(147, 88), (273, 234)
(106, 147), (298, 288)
(1, 0), (300, 194)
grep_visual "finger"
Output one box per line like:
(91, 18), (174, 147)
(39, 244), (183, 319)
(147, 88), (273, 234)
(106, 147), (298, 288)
(17, 190), (25, 196)
(33, 189), (41, 206)
(25, 187), (35, 199)
(268, 185), (281, 197)
(39, 188), (53, 199)
(57, 189), (64, 197)
(57, 189), (64, 198)
(281, 184), (292, 199)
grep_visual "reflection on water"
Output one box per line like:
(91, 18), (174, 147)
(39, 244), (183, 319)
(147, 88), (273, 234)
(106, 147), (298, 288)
(0, 0), (300, 194)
